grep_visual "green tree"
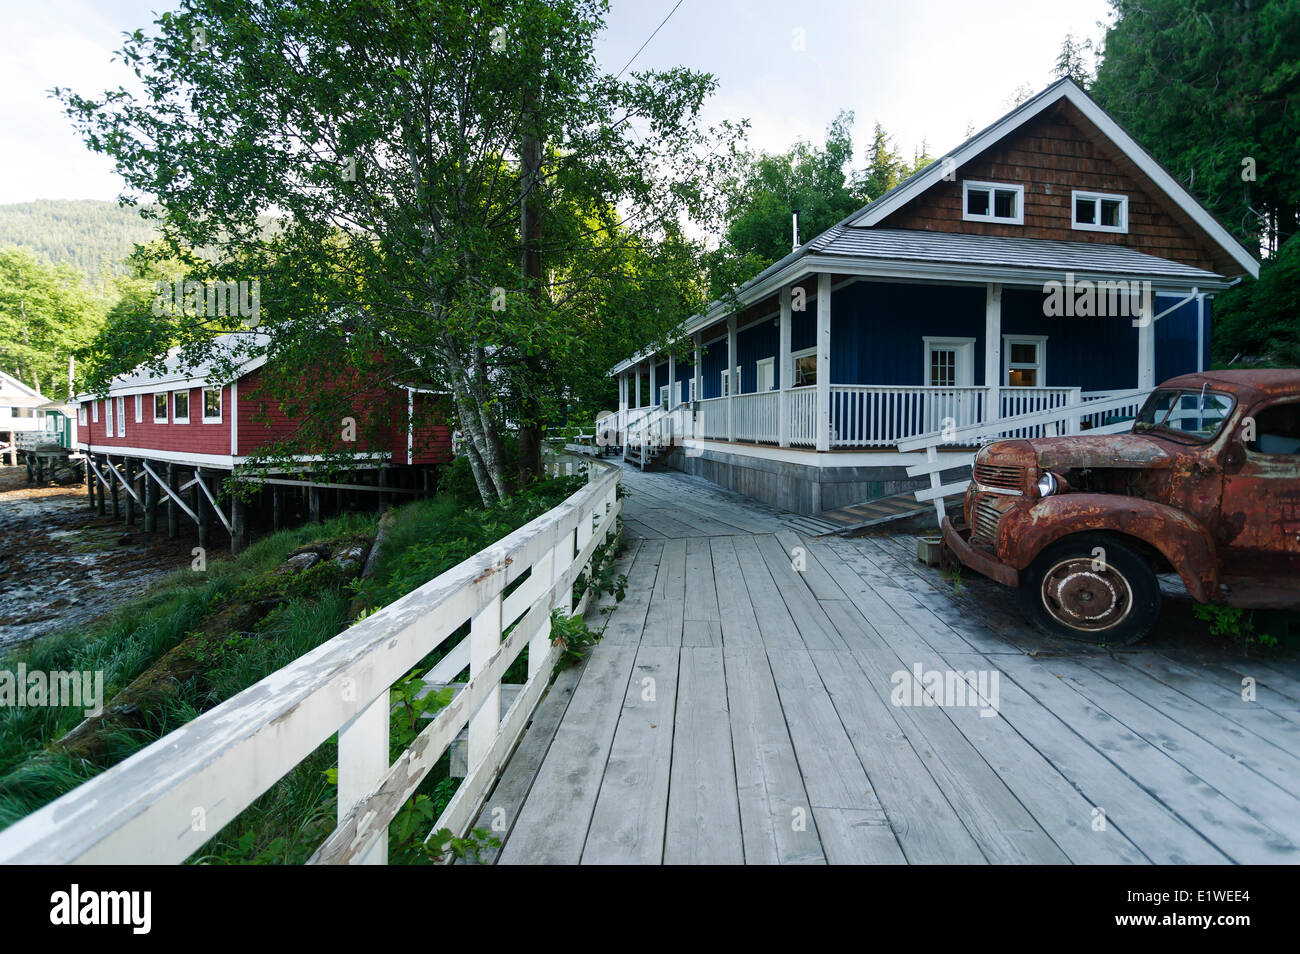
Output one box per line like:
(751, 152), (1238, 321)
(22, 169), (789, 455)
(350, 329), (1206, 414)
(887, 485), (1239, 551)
(1212, 233), (1300, 366)
(0, 247), (103, 396)
(57, 0), (736, 503)
(1090, 0), (1300, 253)
(857, 122), (907, 201)
(1053, 31), (1095, 87)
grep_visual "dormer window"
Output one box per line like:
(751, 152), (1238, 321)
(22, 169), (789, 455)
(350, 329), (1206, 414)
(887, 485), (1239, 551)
(1072, 190), (1127, 233)
(962, 181), (1024, 224)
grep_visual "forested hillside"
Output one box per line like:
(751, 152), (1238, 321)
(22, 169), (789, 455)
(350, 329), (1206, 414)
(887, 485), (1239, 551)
(0, 200), (158, 277)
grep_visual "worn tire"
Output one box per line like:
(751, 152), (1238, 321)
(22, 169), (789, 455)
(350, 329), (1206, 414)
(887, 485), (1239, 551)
(1016, 533), (1160, 646)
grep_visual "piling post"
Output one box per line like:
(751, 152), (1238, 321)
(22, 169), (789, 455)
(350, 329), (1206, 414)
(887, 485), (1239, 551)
(124, 458), (136, 525)
(108, 456), (120, 519)
(196, 467), (210, 550)
(144, 465), (157, 533)
(166, 463), (178, 538)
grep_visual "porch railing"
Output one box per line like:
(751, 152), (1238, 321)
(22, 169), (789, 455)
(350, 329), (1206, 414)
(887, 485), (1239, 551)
(733, 391), (780, 444)
(787, 386), (817, 447)
(830, 385), (987, 447)
(0, 452), (621, 864)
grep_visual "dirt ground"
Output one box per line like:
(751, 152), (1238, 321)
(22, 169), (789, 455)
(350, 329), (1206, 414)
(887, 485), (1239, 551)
(0, 466), (200, 653)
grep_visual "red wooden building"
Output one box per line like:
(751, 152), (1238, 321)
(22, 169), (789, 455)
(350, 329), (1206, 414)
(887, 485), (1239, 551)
(74, 333), (453, 551)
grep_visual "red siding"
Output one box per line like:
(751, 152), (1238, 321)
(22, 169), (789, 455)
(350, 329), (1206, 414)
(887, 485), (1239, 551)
(410, 392), (454, 465)
(79, 386), (232, 455)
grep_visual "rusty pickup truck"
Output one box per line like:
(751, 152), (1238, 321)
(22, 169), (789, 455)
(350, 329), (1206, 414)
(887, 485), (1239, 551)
(942, 370), (1300, 644)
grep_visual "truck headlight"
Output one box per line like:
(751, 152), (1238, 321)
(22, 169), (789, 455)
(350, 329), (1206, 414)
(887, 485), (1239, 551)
(1036, 471), (1059, 497)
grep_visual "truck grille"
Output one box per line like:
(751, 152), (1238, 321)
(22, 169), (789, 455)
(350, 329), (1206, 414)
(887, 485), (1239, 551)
(971, 494), (1007, 544)
(973, 461), (1025, 492)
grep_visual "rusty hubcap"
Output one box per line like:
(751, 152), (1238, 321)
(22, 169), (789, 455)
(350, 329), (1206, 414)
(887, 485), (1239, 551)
(1041, 557), (1133, 632)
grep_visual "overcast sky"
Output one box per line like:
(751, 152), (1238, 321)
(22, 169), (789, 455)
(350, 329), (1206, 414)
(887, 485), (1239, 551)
(1, 0), (1114, 205)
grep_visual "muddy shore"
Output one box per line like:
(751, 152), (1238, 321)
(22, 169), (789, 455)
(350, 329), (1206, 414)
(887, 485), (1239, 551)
(0, 467), (199, 653)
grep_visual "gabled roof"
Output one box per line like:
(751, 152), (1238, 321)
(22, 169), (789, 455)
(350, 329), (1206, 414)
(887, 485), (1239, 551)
(74, 332), (270, 401)
(846, 78), (1259, 279)
(0, 370), (47, 407)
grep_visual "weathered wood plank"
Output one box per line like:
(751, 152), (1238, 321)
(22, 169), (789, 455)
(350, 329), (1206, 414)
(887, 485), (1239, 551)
(664, 647), (744, 864)
(582, 645), (680, 864)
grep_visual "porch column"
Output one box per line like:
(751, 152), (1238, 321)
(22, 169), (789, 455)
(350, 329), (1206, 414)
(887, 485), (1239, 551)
(778, 285), (792, 447)
(634, 363), (641, 409)
(667, 350), (676, 409)
(984, 283), (1002, 424)
(1137, 295), (1156, 390)
(618, 373), (627, 443)
(693, 334), (702, 403)
(815, 272), (831, 451)
(649, 357), (657, 407)
(726, 316), (738, 442)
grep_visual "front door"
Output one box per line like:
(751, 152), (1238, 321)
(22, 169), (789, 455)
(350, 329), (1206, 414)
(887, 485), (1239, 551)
(757, 357), (775, 393)
(924, 338), (975, 431)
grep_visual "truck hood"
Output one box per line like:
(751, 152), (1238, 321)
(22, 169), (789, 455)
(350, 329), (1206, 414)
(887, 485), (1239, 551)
(1027, 434), (1176, 471)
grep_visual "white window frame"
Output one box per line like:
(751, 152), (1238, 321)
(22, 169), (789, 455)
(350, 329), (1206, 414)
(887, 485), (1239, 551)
(962, 180), (1025, 225)
(202, 387), (223, 423)
(172, 389), (191, 424)
(154, 393), (168, 423)
(104, 398), (113, 436)
(115, 396), (126, 437)
(720, 368), (731, 397)
(78, 404), (87, 426)
(756, 356), (775, 392)
(790, 346), (817, 387)
(1071, 190), (1128, 233)
(134, 394), (143, 423)
(922, 337), (975, 387)
(92, 400), (99, 423)
(659, 385), (669, 408)
(689, 378), (697, 402)
(1003, 334), (1048, 387)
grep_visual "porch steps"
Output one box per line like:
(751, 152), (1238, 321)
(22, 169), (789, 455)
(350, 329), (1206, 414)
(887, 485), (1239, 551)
(785, 488), (966, 537)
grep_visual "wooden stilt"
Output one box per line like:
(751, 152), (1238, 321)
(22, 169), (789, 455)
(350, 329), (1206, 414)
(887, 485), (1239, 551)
(108, 456), (120, 519)
(86, 463), (96, 510)
(196, 468), (210, 550)
(144, 466), (158, 533)
(231, 491), (246, 555)
(273, 486), (283, 531)
(166, 463), (178, 538)
(95, 456), (106, 515)
(309, 486), (321, 523)
(124, 458), (136, 526)
(378, 466), (390, 512)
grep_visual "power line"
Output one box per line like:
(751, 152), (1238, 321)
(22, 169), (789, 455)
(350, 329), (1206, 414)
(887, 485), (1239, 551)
(615, 0), (685, 79)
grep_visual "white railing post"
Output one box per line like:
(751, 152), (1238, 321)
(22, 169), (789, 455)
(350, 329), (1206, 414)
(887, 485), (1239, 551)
(667, 350), (676, 411)
(726, 315), (737, 443)
(1067, 386), (1083, 435)
(337, 688), (390, 865)
(1138, 294), (1156, 390)
(779, 285), (791, 447)
(816, 272), (831, 451)
(468, 593), (502, 774)
(528, 548), (555, 678)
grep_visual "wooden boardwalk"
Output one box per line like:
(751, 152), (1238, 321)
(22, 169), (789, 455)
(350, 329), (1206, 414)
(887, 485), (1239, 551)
(473, 465), (1300, 864)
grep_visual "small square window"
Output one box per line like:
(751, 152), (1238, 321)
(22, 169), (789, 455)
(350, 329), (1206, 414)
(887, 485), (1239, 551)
(173, 390), (190, 423)
(1010, 343), (1037, 365)
(1072, 191), (1127, 233)
(962, 181), (1024, 225)
(154, 393), (168, 422)
(203, 388), (222, 422)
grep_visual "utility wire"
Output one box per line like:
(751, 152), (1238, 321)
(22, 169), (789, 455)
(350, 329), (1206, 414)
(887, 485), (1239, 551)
(615, 0), (685, 78)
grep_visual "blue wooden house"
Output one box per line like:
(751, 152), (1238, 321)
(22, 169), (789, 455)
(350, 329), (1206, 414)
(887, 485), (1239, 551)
(610, 79), (1260, 515)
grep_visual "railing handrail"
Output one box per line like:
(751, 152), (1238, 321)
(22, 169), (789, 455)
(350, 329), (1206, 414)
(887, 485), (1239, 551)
(0, 453), (621, 865)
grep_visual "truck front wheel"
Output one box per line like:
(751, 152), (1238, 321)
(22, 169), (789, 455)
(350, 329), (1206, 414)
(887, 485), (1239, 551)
(1016, 533), (1160, 645)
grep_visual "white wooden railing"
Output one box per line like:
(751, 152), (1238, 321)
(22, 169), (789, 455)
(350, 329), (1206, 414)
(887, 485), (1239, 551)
(786, 386), (817, 447)
(829, 385), (987, 447)
(733, 391), (780, 443)
(898, 388), (1154, 523)
(0, 452), (621, 864)
(697, 396), (728, 440)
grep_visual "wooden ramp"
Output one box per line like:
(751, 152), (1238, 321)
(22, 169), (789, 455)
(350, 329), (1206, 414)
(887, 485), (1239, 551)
(471, 464), (1300, 864)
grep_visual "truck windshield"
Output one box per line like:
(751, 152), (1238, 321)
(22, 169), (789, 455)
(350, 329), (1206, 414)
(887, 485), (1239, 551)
(1133, 388), (1235, 442)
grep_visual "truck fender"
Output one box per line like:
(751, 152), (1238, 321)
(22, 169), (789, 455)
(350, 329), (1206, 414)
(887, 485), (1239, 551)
(997, 493), (1219, 603)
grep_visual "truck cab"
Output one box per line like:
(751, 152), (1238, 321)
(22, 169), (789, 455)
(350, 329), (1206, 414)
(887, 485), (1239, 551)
(942, 370), (1300, 644)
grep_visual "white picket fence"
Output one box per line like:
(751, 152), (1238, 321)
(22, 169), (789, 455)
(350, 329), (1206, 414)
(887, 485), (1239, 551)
(0, 453), (621, 864)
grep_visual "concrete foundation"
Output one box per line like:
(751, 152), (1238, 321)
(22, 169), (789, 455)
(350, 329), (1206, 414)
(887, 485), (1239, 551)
(668, 444), (971, 516)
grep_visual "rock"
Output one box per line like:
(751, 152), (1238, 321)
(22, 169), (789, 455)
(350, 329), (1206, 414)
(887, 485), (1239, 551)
(286, 551), (321, 572)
